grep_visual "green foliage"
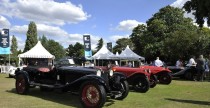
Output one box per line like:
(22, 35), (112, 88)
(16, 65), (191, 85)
(113, 38), (133, 54)
(129, 5), (210, 63)
(183, 0), (210, 27)
(23, 21), (38, 52)
(96, 38), (103, 51)
(66, 42), (84, 58)
(10, 35), (18, 66)
(40, 35), (48, 49)
(47, 40), (65, 60)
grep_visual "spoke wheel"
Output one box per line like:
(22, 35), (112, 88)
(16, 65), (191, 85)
(150, 75), (158, 88)
(158, 73), (172, 84)
(16, 74), (29, 94)
(133, 76), (150, 93)
(80, 82), (106, 108)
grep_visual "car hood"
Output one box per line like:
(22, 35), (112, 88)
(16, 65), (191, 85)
(58, 66), (97, 74)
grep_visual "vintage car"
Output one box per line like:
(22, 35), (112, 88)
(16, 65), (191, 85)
(169, 66), (196, 80)
(140, 65), (172, 85)
(111, 66), (152, 93)
(15, 58), (129, 108)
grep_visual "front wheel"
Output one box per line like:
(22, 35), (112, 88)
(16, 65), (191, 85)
(158, 73), (172, 84)
(79, 81), (106, 108)
(150, 75), (158, 88)
(114, 80), (129, 100)
(15, 74), (29, 94)
(132, 76), (150, 93)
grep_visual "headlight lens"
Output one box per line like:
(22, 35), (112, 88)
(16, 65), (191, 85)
(109, 69), (114, 76)
(147, 69), (151, 74)
(96, 70), (101, 76)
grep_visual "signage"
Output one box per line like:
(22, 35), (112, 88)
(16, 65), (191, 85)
(0, 29), (10, 54)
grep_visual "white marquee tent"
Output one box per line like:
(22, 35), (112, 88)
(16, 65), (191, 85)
(92, 45), (116, 59)
(119, 45), (145, 60)
(18, 41), (54, 59)
(18, 41), (55, 66)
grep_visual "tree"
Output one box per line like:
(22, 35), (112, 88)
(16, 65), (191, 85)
(24, 21), (38, 52)
(96, 38), (103, 51)
(130, 24), (147, 55)
(113, 38), (133, 54)
(183, 0), (210, 27)
(67, 42), (84, 58)
(130, 6), (202, 63)
(40, 35), (48, 49)
(47, 39), (65, 60)
(10, 35), (18, 66)
(11, 35), (18, 55)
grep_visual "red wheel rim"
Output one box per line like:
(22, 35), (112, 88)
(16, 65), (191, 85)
(82, 85), (100, 107)
(16, 76), (25, 94)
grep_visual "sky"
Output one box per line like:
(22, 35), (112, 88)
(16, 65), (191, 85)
(0, 0), (192, 51)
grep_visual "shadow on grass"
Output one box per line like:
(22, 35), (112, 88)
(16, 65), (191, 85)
(165, 98), (210, 106)
(7, 88), (116, 108)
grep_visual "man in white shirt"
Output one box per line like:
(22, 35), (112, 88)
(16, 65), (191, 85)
(187, 56), (197, 66)
(154, 57), (163, 67)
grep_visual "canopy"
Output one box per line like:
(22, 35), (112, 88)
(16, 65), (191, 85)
(119, 45), (145, 60)
(92, 45), (116, 59)
(18, 41), (55, 59)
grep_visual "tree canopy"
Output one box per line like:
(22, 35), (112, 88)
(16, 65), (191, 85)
(23, 21), (38, 52)
(113, 38), (133, 54)
(96, 38), (103, 52)
(66, 42), (84, 58)
(129, 5), (210, 64)
(183, 0), (210, 27)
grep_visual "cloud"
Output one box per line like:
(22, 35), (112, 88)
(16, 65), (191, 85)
(170, 0), (190, 8)
(10, 23), (102, 50)
(0, 15), (11, 28)
(0, 0), (90, 26)
(109, 34), (129, 42)
(116, 20), (145, 31)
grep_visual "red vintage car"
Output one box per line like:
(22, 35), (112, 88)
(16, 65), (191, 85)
(111, 66), (153, 93)
(139, 65), (172, 84)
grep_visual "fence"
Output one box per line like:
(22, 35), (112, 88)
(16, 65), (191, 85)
(0, 65), (12, 74)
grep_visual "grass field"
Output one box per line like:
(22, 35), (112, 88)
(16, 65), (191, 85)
(0, 73), (210, 108)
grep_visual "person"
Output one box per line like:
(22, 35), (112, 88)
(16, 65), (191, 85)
(187, 56), (197, 66)
(154, 57), (163, 67)
(196, 55), (206, 81)
(128, 62), (132, 67)
(204, 58), (209, 80)
(176, 59), (183, 67)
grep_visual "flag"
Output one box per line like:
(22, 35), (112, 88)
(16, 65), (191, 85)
(0, 29), (10, 54)
(83, 35), (92, 59)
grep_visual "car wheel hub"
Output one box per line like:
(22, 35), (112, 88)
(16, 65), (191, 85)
(85, 86), (99, 104)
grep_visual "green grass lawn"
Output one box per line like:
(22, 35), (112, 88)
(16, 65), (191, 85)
(0, 73), (210, 108)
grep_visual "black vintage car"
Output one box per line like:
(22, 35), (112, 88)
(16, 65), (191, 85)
(15, 58), (129, 108)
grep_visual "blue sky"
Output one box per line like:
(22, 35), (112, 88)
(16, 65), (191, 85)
(0, 0), (189, 50)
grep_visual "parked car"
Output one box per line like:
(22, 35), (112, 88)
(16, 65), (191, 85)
(8, 66), (17, 78)
(140, 65), (172, 85)
(169, 66), (196, 80)
(111, 66), (152, 93)
(15, 58), (129, 108)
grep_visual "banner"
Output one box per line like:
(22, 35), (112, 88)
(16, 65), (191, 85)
(107, 42), (112, 52)
(0, 29), (10, 54)
(83, 35), (92, 59)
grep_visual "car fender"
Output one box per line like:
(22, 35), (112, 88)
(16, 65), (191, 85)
(64, 75), (110, 92)
(126, 72), (148, 84)
(112, 72), (127, 81)
(15, 70), (30, 83)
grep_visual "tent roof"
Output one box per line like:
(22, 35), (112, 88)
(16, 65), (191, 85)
(18, 41), (55, 59)
(92, 45), (116, 59)
(119, 45), (145, 60)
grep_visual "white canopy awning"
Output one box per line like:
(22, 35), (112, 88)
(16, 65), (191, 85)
(18, 41), (55, 59)
(92, 45), (117, 59)
(119, 45), (145, 60)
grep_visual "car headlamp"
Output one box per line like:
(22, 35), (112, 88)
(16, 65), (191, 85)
(109, 69), (114, 76)
(147, 69), (151, 74)
(96, 70), (101, 76)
